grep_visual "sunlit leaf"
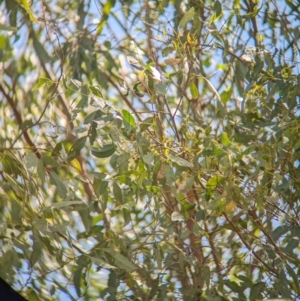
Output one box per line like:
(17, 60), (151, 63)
(32, 77), (54, 90)
(2, 154), (22, 176)
(122, 109), (136, 127)
(15, 0), (38, 21)
(96, 0), (116, 35)
(221, 132), (231, 146)
(220, 87), (232, 104)
(206, 175), (224, 190)
(178, 7), (195, 29)
(190, 81), (199, 98)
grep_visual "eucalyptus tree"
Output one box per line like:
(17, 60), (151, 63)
(0, 0), (299, 300)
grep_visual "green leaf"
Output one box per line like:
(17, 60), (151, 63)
(88, 85), (103, 98)
(103, 249), (137, 272)
(49, 171), (68, 197)
(117, 175), (131, 185)
(113, 182), (122, 204)
(31, 238), (42, 267)
(155, 82), (167, 94)
(32, 32), (51, 62)
(279, 269), (291, 298)
(122, 109), (136, 128)
(169, 154), (194, 168)
(32, 77), (54, 90)
(16, 0), (37, 22)
(91, 144), (116, 158)
(250, 282), (264, 301)
(178, 177), (194, 193)
(37, 159), (45, 181)
(233, 133), (256, 144)
(196, 209), (205, 221)
(47, 201), (83, 209)
(132, 82), (145, 97)
(25, 153), (38, 169)
(90, 257), (116, 270)
(96, 0), (116, 35)
(224, 280), (242, 292)
(266, 298), (292, 301)
(274, 178), (289, 192)
(220, 87), (232, 104)
(146, 185), (161, 194)
(190, 81), (199, 98)
(50, 285), (56, 296)
(77, 255), (91, 267)
(143, 153), (154, 166)
(271, 225), (289, 241)
(67, 136), (87, 161)
(139, 117), (153, 132)
(213, 0), (222, 17)
(221, 132), (231, 146)
(33, 218), (48, 232)
(162, 46), (174, 57)
(73, 267), (82, 297)
(201, 146), (225, 157)
(206, 175), (224, 190)
(115, 201), (136, 210)
(110, 127), (121, 143)
(19, 119), (34, 131)
(2, 154), (21, 176)
(294, 139), (300, 151)
(107, 271), (118, 298)
(42, 155), (60, 168)
(51, 142), (63, 157)
(164, 164), (176, 186)
(84, 110), (103, 124)
(202, 265), (211, 288)
(147, 276), (159, 300)
(178, 7), (195, 29)
(284, 238), (299, 253)
(0, 23), (17, 32)
(99, 180), (109, 195)
(70, 78), (83, 89)
(286, 264), (299, 295)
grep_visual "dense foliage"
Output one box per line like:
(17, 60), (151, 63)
(0, 0), (300, 300)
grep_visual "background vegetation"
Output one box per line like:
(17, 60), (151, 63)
(0, 0), (300, 300)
